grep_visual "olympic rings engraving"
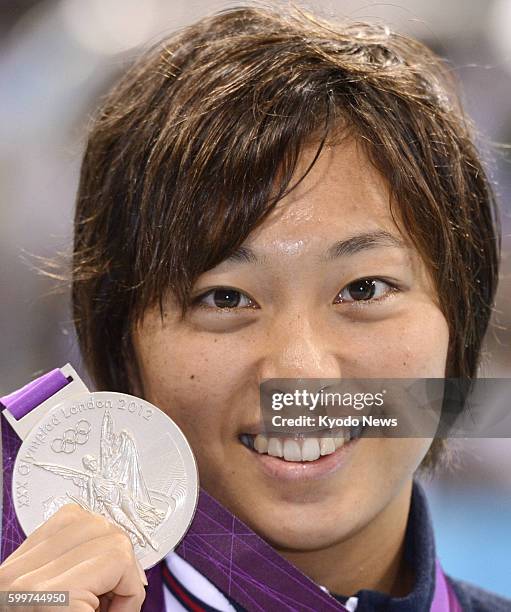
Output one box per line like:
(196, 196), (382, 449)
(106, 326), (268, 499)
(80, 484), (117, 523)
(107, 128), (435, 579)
(51, 420), (91, 454)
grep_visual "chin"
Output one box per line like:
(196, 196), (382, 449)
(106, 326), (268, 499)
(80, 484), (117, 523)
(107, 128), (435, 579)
(237, 501), (362, 551)
(262, 520), (353, 551)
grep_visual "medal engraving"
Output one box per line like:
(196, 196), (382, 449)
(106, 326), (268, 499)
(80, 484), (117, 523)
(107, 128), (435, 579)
(50, 419), (91, 454)
(13, 392), (199, 569)
(15, 481), (30, 508)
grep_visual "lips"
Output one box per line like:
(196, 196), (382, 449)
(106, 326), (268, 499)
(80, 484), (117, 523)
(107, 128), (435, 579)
(239, 430), (360, 482)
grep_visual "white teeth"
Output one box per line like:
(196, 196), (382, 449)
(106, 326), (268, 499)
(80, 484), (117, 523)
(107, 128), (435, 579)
(301, 438), (321, 461)
(283, 439), (302, 461)
(334, 436), (345, 449)
(319, 437), (336, 456)
(244, 430), (351, 462)
(267, 437), (283, 458)
(253, 434), (268, 453)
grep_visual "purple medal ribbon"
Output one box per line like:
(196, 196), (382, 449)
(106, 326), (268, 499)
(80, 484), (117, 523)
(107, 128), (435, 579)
(1, 369), (461, 612)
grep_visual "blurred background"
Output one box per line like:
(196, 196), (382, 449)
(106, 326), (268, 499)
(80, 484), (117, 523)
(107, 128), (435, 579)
(1, 0), (510, 597)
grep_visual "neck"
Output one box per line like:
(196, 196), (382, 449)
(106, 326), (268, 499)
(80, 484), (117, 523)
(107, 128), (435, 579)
(275, 479), (415, 598)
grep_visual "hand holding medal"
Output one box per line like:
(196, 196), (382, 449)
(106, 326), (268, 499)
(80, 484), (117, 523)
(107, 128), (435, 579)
(5, 365), (199, 572)
(0, 503), (149, 611)
(0, 365), (199, 611)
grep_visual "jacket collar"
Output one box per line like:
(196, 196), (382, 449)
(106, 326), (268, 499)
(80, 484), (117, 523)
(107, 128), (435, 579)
(333, 479), (437, 611)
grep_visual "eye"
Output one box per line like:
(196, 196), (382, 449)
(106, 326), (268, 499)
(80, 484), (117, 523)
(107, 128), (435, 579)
(193, 287), (256, 310)
(334, 277), (399, 305)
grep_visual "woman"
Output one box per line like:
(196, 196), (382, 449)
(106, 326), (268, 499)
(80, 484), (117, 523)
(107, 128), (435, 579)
(1, 4), (509, 611)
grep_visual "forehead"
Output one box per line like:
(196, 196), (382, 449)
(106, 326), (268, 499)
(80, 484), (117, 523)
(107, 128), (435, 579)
(250, 137), (403, 249)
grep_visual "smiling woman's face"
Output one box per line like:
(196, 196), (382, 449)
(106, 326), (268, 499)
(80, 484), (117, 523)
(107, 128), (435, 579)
(133, 139), (450, 553)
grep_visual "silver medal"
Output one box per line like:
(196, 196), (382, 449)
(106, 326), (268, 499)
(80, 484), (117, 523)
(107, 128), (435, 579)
(12, 389), (199, 569)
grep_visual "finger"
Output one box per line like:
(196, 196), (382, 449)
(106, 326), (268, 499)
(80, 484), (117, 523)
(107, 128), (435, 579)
(21, 533), (146, 603)
(5, 504), (92, 562)
(69, 602), (96, 612)
(59, 555), (146, 612)
(3, 511), (119, 576)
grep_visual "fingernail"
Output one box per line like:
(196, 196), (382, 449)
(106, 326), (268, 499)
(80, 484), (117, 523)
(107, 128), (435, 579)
(136, 558), (148, 586)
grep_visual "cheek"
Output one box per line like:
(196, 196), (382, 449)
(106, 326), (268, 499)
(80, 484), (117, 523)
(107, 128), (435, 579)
(352, 304), (449, 378)
(364, 438), (433, 477)
(134, 325), (254, 448)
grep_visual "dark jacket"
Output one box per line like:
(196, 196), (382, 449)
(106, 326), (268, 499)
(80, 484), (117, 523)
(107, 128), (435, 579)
(330, 480), (511, 611)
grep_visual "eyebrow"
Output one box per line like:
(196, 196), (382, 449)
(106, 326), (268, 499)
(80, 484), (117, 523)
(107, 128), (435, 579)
(324, 230), (407, 260)
(223, 230), (406, 265)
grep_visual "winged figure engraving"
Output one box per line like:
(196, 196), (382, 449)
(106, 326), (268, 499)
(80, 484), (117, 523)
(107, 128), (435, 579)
(34, 410), (183, 551)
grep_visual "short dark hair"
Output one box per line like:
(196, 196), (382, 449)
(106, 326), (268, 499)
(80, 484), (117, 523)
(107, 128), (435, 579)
(72, 3), (501, 470)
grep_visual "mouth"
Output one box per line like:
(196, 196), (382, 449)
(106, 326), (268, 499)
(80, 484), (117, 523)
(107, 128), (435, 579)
(238, 428), (361, 482)
(238, 425), (363, 461)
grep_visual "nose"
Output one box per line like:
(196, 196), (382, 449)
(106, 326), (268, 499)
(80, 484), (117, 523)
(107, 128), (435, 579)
(257, 311), (342, 428)
(258, 309), (342, 386)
